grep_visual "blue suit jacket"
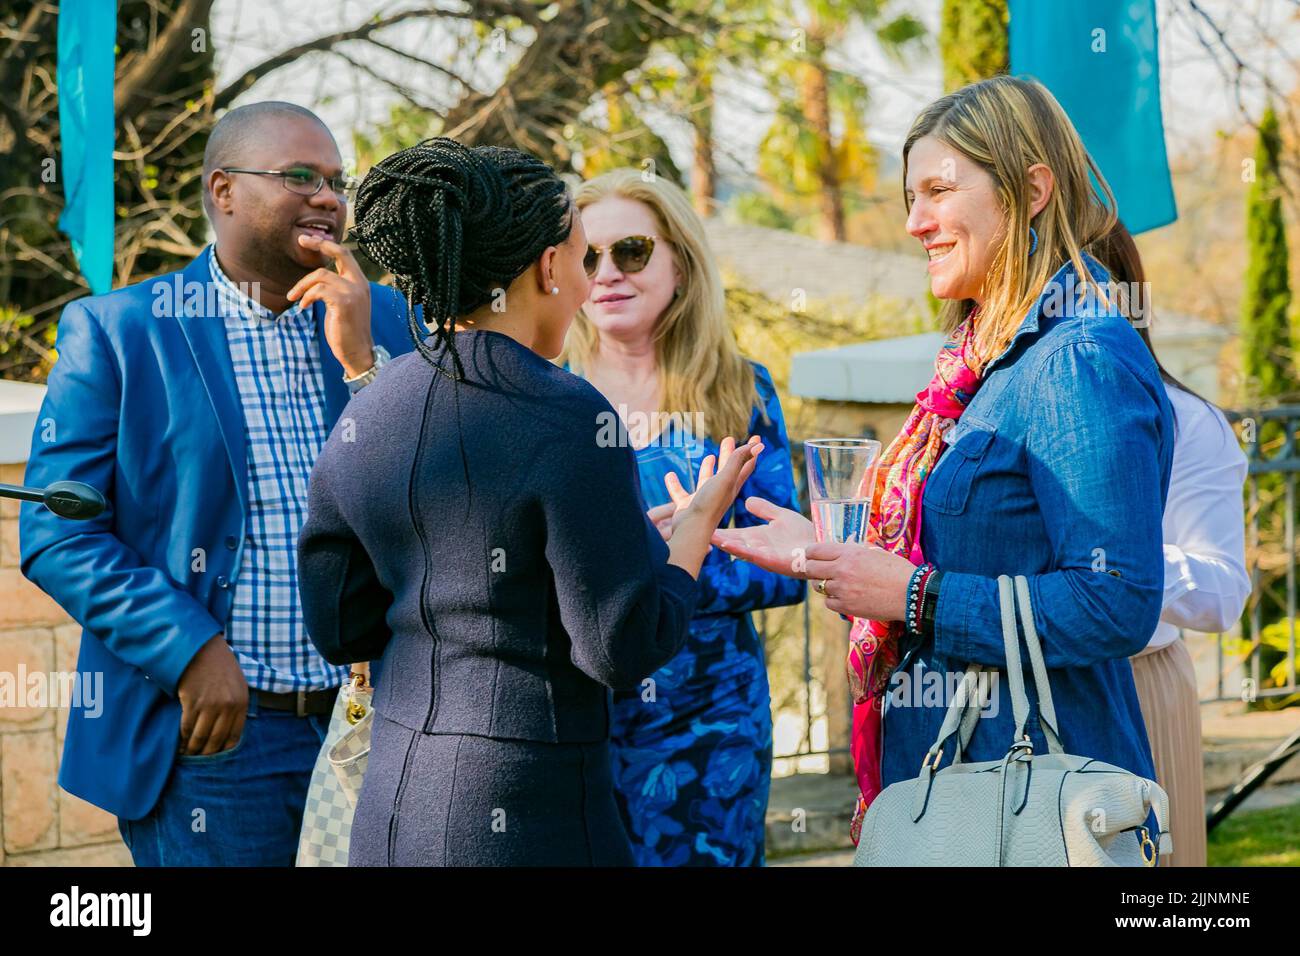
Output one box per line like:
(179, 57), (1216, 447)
(19, 246), (414, 820)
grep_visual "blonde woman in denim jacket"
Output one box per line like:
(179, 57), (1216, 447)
(716, 76), (1174, 857)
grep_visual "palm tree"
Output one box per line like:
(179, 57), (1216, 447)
(761, 0), (925, 241)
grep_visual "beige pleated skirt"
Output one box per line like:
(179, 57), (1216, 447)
(1130, 638), (1206, 867)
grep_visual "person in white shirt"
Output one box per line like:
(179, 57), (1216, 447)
(1101, 222), (1250, 867)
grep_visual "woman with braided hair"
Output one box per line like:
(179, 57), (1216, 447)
(297, 137), (763, 866)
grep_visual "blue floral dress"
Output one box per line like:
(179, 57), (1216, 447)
(599, 362), (805, 866)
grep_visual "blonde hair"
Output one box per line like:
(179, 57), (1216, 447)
(560, 168), (758, 442)
(903, 75), (1118, 365)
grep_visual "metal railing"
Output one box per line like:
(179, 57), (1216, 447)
(1212, 405), (1299, 703)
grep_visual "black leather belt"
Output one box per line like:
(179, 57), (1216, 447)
(255, 687), (337, 717)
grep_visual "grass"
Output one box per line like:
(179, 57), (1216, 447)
(1208, 802), (1300, 866)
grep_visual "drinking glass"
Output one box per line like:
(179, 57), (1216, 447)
(636, 441), (700, 510)
(804, 438), (882, 544)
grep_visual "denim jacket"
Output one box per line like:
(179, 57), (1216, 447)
(881, 253), (1174, 789)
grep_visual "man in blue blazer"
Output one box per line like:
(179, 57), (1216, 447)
(20, 102), (413, 865)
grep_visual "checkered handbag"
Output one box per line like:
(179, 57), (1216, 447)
(296, 669), (373, 867)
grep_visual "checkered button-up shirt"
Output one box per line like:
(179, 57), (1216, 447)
(210, 249), (348, 693)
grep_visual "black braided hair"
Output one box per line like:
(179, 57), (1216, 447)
(349, 137), (574, 380)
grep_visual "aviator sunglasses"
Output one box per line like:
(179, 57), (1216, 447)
(583, 235), (662, 277)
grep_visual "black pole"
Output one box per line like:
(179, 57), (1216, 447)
(1206, 728), (1300, 833)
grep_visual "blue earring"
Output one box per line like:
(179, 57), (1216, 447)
(1028, 226), (1039, 257)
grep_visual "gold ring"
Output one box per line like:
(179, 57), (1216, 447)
(815, 579), (828, 595)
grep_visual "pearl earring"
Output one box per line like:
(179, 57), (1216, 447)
(550, 286), (560, 295)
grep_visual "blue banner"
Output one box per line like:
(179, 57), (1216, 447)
(1010, 0), (1177, 234)
(57, 0), (117, 294)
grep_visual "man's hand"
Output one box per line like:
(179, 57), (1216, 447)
(176, 633), (249, 756)
(288, 235), (375, 378)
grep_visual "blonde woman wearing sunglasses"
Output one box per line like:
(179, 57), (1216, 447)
(560, 169), (805, 866)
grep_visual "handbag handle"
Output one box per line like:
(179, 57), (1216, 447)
(922, 576), (1063, 769)
(952, 577), (1044, 764)
(911, 577), (1053, 827)
(919, 577), (1016, 768)
(1003, 575), (1064, 754)
(927, 665), (985, 768)
(951, 677), (983, 764)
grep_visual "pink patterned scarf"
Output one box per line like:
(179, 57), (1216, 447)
(847, 310), (985, 843)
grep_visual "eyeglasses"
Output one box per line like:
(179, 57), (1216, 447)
(584, 235), (661, 277)
(219, 167), (357, 199)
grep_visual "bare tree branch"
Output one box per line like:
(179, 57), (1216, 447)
(211, 1), (532, 113)
(330, 49), (450, 116)
(114, 0), (216, 116)
(362, 35), (480, 94)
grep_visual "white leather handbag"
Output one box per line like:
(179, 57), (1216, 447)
(296, 666), (373, 867)
(853, 575), (1171, 867)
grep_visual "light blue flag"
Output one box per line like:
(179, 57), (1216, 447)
(1009, 0), (1177, 234)
(57, 0), (117, 294)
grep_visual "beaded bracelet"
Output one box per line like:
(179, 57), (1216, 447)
(917, 564), (936, 632)
(905, 562), (935, 636)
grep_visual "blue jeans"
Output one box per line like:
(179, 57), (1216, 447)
(118, 694), (331, 866)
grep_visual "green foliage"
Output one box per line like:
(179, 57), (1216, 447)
(751, 0), (925, 240)
(568, 87), (683, 183)
(352, 105), (445, 167)
(2, 1), (216, 381)
(757, 100), (830, 202)
(876, 13), (927, 52)
(939, 0), (1009, 92)
(1221, 618), (1300, 692)
(0, 306), (36, 358)
(1238, 107), (1300, 639)
(1258, 618), (1300, 690)
(727, 192), (799, 232)
(723, 273), (920, 427)
(926, 288), (942, 318)
(1240, 106), (1298, 404)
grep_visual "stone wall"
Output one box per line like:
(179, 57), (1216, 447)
(0, 462), (131, 866)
